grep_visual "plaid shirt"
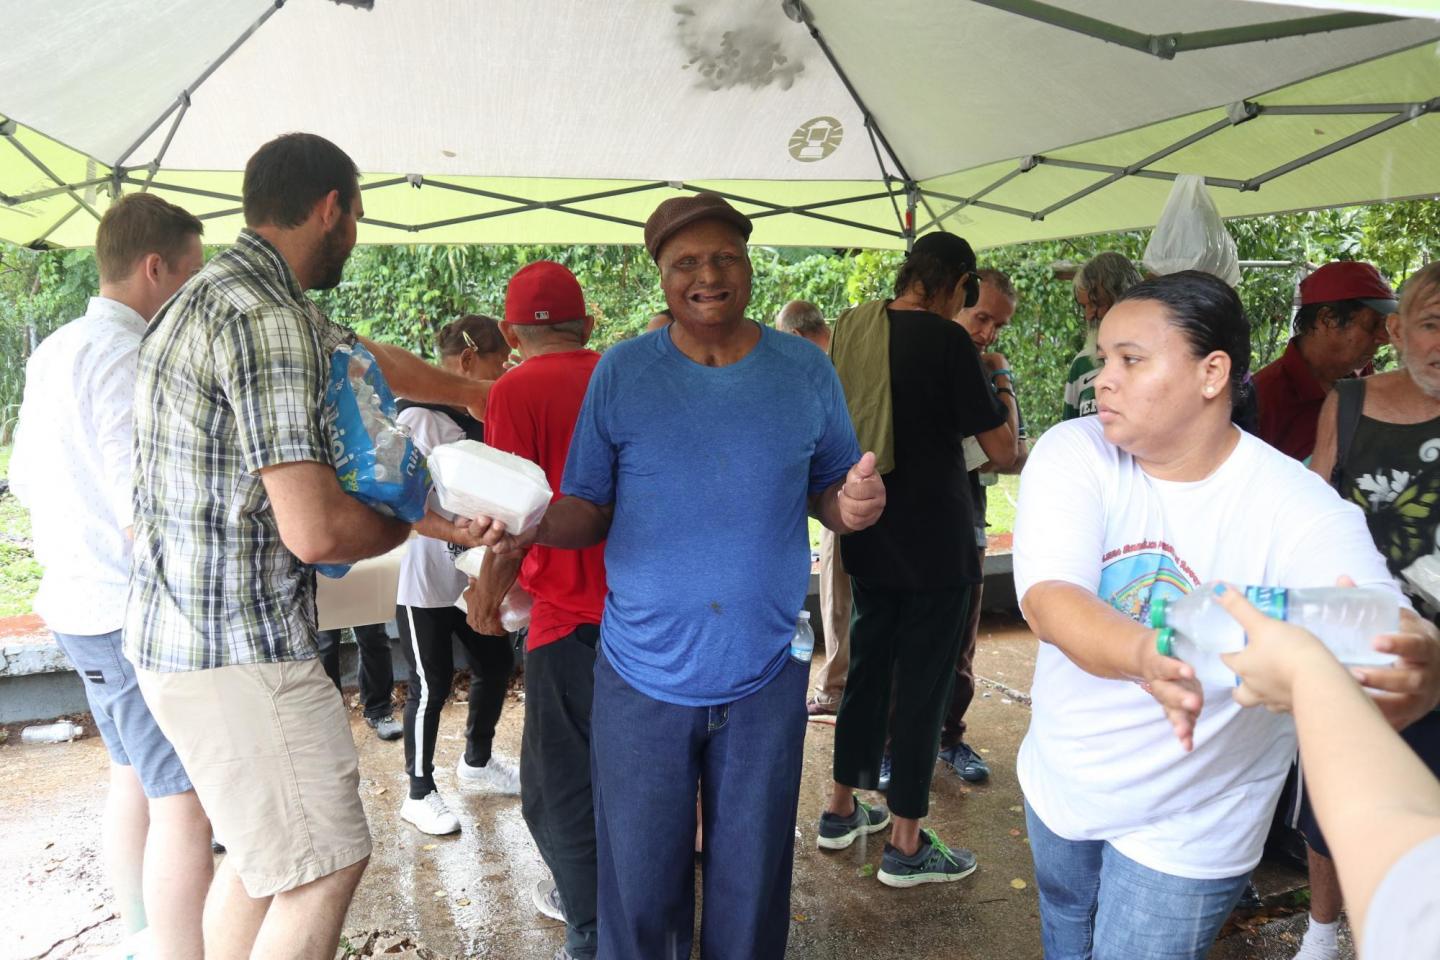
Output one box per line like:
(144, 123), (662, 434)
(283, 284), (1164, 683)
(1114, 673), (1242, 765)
(125, 230), (353, 672)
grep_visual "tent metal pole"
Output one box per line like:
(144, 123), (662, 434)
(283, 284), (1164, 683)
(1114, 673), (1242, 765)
(969, 0), (1394, 60)
(747, 190), (905, 219)
(1034, 115), (1235, 218)
(121, 176), (242, 203)
(32, 202), (84, 247)
(918, 166), (1029, 231)
(2, 177), (112, 206)
(113, 0), (287, 168)
(1, 122), (103, 222)
(1243, 105), (1433, 190)
(789, 2), (915, 184)
(140, 95), (191, 191)
(1032, 158), (1248, 191)
(919, 189), (1039, 221)
(862, 119), (907, 233)
(681, 183), (903, 240)
(904, 187), (917, 251)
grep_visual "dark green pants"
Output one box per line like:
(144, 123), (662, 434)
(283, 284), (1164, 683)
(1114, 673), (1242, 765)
(832, 578), (971, 820)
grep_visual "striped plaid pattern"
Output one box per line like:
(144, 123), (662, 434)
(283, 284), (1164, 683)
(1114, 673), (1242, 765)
(125, 230), (353, 672)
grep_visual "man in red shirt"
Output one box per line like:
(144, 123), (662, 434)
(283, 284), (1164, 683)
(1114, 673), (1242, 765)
(1253, 261), (1396, 461)
(467, 260), (607, 960)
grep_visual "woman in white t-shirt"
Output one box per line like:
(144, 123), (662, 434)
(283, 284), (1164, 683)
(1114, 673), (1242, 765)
(1013, 271), (1434, 960)
(395, 314), (520, 837)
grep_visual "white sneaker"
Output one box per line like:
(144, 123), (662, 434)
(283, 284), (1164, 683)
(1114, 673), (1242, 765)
(457, 755), (521, 795)
(1292, 938), (1341, 960)
(114, 927), (153, 960)
(533, 876), (567, 922)
(400, 791), (461, 835)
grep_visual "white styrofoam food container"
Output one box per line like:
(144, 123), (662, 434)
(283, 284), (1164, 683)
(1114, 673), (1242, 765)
(428, 440), (552, 534)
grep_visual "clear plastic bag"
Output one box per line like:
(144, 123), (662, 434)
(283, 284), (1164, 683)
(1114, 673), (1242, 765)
(1142, 174), (1241, 287)
(316, 342), (432, 578)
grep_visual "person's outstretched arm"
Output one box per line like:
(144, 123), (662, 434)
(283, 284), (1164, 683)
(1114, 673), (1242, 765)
(1215, 585), (1440, 943)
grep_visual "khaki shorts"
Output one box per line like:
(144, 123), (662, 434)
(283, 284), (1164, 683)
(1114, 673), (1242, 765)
(137, 657), (371, 897)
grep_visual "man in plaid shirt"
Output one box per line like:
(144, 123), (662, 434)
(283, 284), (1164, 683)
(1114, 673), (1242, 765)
(126, 133), (489, 960)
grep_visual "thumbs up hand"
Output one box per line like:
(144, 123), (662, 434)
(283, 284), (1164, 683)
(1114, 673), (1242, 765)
(837, 452), (885, 532)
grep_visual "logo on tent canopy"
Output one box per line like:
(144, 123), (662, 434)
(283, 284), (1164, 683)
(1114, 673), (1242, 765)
(789, 117), (843, 163)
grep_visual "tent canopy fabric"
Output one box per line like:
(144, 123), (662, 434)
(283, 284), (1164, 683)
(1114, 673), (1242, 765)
(1, 0), (1438, 250)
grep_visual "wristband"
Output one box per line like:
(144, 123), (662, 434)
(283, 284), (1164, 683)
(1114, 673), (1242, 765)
(995, 387), (1015, 398)
(989, 368), (1013, 383)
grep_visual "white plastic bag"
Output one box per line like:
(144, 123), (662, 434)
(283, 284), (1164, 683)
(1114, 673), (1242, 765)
(1142, 175), (1241, 287)
(427, 440), (552, 535)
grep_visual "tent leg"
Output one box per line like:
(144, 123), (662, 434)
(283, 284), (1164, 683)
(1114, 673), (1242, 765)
(904, 186), (918, 252)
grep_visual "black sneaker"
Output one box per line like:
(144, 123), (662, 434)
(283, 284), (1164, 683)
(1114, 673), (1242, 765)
(938, 742), (990, 783)
(367, 714), (403, 741)
(877, 829), (978, 888)
(817, 794), (892, 850)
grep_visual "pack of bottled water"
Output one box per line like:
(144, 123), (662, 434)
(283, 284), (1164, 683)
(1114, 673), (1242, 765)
(318, 341), (432, 577)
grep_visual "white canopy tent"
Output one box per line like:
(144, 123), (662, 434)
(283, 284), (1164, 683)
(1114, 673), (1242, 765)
(1, 0), (1437, 250)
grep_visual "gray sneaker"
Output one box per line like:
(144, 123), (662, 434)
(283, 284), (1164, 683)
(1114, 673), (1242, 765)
(367, 714), (403, 741)
(817, 794), (891, 850)
(877, 829), (977, 888)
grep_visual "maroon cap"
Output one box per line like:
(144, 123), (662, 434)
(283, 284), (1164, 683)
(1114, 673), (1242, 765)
(643, 192), (753, 262)
(1299, 261), (1397, 314)
(504, 261), (586, 326)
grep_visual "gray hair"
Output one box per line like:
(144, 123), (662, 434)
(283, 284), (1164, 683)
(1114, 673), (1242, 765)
(1074, 252), (1143, 309)
(976, 268), (1016, 302)
(510, 317), (587, 345)
(775, 300), (827, 336)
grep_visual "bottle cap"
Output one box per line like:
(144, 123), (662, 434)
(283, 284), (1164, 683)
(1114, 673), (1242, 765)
(798, 611), (811, 620)
(1156, 627), (1174, 657)
(1148, 596), (1169, 630)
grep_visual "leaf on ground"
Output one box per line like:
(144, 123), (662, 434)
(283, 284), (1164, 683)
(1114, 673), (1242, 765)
(1010, 878), (1028, 890)
(1008, 805), (1023, 813)
(456, 898), (472, 907)
(857, 863), (874, 878)
(1009, 828), (1022, 837)
(792, 913), (809, 923)
(421, 843), (438, 851)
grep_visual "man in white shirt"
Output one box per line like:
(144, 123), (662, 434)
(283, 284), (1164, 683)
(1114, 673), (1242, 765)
(9, 192), (212, 959)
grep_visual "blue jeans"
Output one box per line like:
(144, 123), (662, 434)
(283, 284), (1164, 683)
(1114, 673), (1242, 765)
(1025, 801), (1250, 960)
(591, 646), (808, 960)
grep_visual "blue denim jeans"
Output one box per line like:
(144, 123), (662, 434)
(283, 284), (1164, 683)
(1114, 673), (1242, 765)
(1025, 801), (1250, 960)
(591, 646), (808, 960)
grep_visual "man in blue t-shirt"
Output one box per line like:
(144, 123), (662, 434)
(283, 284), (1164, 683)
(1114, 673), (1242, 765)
(475, 192), (884, 960)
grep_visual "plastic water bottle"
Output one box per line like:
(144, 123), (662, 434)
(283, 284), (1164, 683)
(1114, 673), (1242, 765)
(1151, 583), (1399, 686)
(790, 611), (815, 664)
(499, 585), (533, 632)
(21, 721), (85, 744)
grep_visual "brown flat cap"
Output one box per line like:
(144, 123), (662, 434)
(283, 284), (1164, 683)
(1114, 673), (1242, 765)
(644, 192), (754, 262)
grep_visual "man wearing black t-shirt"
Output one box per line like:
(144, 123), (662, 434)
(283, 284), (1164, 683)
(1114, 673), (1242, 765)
(820, 233), (1021, 888)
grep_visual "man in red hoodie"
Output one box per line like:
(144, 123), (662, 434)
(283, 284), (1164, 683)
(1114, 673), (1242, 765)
(467, 260), (607, 960)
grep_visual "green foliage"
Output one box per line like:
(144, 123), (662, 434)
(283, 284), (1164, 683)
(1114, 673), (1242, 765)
(3, 198), (1437, 445)
(0, 247), (98, 442)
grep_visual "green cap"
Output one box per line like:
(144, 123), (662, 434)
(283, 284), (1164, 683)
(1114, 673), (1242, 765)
(1149, 598), (1173, 656)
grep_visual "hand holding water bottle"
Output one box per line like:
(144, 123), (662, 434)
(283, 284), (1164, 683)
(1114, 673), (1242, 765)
(1213, 577), (1440, 726)
(1211, 584), (1339, 714)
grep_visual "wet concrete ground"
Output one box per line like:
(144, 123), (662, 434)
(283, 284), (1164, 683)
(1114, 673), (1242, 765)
(1, 617), (1349, 959)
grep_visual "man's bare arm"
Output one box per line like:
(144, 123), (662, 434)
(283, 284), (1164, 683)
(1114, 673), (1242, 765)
(359, 336), (493, 421)
(260, 460), (411, 564)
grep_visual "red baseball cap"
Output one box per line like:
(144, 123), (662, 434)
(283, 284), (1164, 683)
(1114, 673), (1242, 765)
(504, 261), (586, 326)
(1299, 261), (1398, 314)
